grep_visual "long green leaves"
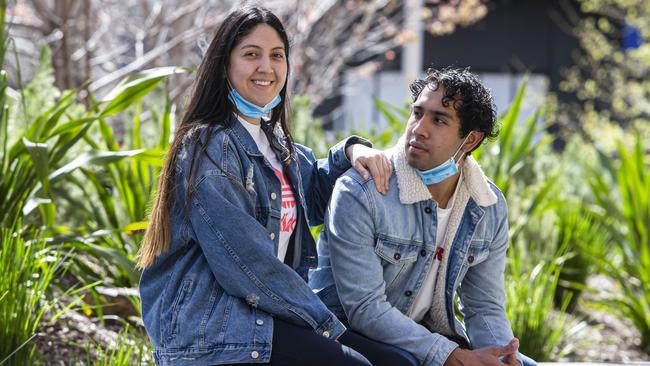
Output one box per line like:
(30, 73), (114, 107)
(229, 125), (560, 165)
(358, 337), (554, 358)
(588, 136), (650, 352)
(506, 241), (579, 360)
(0, 59), (182, 299)
(0, 228), (62, 366)
(56, 88), (172, 290)
(0, 46), (184, 228)
(85, 325), (154, 366)
(100, 67), (189, 117)
(0, 22), (183, 353)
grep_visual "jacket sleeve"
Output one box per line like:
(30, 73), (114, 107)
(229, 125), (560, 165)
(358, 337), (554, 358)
(458, 196), (535, 366)
(295, 136), (371, 226)
(185, 141), (346, 340)
(458, 196), (513, 348)
(326, 175), (459, 366)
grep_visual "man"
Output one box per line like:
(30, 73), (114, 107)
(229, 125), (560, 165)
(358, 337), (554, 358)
(310, 67), (536, 366)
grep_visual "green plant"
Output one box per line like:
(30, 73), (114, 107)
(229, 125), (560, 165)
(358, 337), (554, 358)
(474, 78), (550, 196)
(557, 0), (650, 146)
(588, 135), (650, 353)
(14, 67), (186, 293)
(367, 98), (408, 150)
(291, 95), (330, 158)
(553, 204), (609, 312)
(0, 42), (184, 323)
(505, 241), (579, 360)
(0, 227), (62, 366)
(85, 325), (154, 366)
(471, 80), (588, 359)
(290, 96), (405, 162)
(0, 39), (185, 231)
(53, 89), (172, 289)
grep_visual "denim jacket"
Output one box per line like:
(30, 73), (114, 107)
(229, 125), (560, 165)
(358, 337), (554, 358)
(139, 114), (368, 366)
(310, 144), (535, 366)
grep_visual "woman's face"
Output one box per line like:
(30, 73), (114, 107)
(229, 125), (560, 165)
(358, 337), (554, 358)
(227, 24), (288, 108)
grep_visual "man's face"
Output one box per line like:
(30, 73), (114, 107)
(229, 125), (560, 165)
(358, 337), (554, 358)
(404, 86), (465, 171)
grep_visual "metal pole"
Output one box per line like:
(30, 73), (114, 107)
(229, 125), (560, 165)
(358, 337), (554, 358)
(403, 0), (423, 84)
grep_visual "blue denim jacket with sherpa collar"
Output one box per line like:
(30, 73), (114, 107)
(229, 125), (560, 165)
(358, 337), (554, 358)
(139, 114), (368, 366)
(310, 138), (536, 366)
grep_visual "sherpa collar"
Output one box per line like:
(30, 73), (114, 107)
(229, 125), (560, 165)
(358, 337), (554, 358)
(389, 136), (498, 206)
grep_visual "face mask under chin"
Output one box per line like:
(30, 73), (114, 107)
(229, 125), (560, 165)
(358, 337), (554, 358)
(227, 83), (282, 119)
(415, 132), (472, 185)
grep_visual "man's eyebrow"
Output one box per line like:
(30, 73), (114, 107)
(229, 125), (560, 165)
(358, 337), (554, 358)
(432, 110), (453, 118)
(412, 104), (453, 119)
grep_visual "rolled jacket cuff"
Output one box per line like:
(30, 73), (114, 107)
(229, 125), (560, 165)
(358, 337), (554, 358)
(342, 135), (373, 163)
(314, 314), (347, 340)
(426, 337), (458, 366)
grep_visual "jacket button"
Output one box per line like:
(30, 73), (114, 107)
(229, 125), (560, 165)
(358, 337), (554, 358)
(322, 330), (331, 338)
(256, 319), (264, 326)
(468, 255), (474, 263)
(420, 249), (427, 257)
(404, 290), (413, 297)
(270, 232), (275, 240)
(424, 207), (433, 214)
(393, 252), (401, 260)
(271, 192), (277, 200)
(251, 351), (259, 359)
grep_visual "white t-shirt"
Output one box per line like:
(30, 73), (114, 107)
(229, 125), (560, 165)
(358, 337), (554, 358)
(409, 178), (460, 322)
(237, 116), (297, 262)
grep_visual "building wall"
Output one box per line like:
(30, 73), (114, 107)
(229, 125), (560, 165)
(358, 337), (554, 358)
(422, 0), (580, 92)
(342, 69), (548, 133)
(334, 0), (582, 132)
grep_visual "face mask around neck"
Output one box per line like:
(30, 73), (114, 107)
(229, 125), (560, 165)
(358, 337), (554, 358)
(228, 87), (281, 119)
(416, 133), (472, 185)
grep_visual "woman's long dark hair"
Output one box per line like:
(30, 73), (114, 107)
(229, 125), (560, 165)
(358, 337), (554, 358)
(138, 7), (294, 268)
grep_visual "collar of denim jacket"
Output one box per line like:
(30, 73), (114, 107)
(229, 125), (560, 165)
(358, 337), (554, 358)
(229, 113), (264, 157)
(388, 136), (497, 206)
(230, 113), (290, 162)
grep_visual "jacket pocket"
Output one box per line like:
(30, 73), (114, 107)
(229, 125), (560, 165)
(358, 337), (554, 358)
(467, 240), (490, 267)
(375, 238), (420, 291)
(199, 282), (230, 347)
(167, 277), (194, 340)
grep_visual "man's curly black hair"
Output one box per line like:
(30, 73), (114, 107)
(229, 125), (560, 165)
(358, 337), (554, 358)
(409, 67), (498, 152)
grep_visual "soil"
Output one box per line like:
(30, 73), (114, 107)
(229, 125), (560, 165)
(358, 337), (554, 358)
(559, 275), (650, 363)
(34, 308), (151, 366)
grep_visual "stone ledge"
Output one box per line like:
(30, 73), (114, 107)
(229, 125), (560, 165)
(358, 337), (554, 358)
(540, 363), (650, 366)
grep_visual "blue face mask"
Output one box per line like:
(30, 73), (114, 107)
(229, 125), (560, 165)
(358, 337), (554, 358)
(416, 133), (472, 185)
(228, 88), (281, 119)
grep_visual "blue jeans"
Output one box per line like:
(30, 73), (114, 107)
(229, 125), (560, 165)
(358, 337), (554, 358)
(219, 318), (370, 366)
(339, 328), (419, 366)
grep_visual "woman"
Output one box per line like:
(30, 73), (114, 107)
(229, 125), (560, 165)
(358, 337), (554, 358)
(137, 6), (393, 366)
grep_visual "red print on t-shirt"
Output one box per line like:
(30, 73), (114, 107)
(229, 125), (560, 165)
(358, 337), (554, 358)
(274, 168), (297, 233)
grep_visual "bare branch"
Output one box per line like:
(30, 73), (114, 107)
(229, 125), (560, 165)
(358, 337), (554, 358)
(88, 22), (219, 93)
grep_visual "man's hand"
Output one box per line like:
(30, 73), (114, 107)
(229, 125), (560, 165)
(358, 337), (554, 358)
(345, 144), (392, 195)
(501, 339), (521, 366)
(444, 338), (520, 366)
